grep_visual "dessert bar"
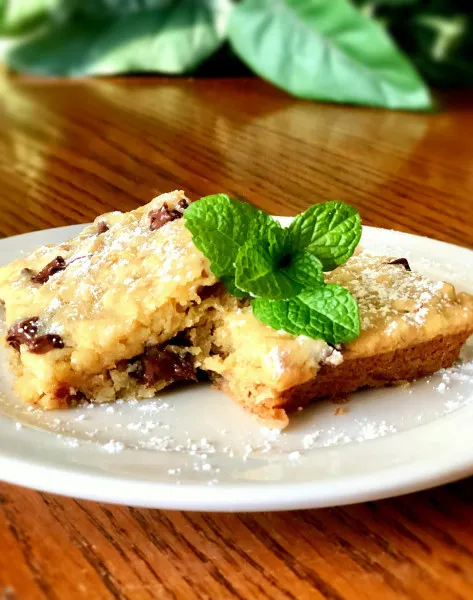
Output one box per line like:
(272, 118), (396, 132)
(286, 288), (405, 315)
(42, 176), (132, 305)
(1, 192), (472, 427)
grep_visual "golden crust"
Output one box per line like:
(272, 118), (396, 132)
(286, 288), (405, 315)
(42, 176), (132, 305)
(216, 330), (473, 427)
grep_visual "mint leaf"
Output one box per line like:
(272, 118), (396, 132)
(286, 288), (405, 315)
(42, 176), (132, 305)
(289, 201), (361, 271)
(252, 285), (360, 344)
(184, 194), (280, 289)
(235, 227), (324, 300)
(235, 239), (295, 301)
(222, 276), (249, 299)
(285, 251), (324, 289)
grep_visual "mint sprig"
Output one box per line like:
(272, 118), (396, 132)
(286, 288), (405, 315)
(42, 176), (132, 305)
(184, 195), (362, 344)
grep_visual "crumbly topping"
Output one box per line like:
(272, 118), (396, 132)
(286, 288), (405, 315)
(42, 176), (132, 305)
(323, 348), (343, 366)
(328, 253), (454, 331)
(327, 253), (473, 356)
(0, 192), (207, 332)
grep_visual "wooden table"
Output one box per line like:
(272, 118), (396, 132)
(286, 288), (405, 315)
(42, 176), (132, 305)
(1, 74), (473, 600)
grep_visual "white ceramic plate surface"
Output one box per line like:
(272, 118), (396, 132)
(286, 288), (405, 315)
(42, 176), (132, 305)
(0, 221), (472, 511)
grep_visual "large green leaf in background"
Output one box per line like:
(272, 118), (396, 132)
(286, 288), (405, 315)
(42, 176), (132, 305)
(228, 0), (432, 110)
(5, 0), (231, 76)
(75, 0), (174, 17)
(0, 0), (65, 35)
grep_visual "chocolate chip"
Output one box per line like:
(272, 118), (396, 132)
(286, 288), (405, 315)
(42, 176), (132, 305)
(388, 258), (411, 271)
(7, 317), (39, 351)
(115, 359), (129, 371)
(197, 283), (225, 301)
(28, 334), (65, 354)
(55, 384), (85, 404)
(169, 355), (196, 381)
(130, 346), (196, 386)
(141, 355), (163, 385)
(177, 198), (191, 210)
(166, 332), (191, 347)
(149, 200), (191, 231)
(31, 256), (67, 284)
(54, 383), (72, 400)
(6, 317), (64, 354)
(97, 221), (109, 235)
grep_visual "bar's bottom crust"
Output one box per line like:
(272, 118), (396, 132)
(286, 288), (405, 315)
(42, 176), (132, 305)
(216, 331), (472, 426)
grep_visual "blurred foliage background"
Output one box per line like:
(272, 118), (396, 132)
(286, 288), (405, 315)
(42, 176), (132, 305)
(0, 0), (472, 110)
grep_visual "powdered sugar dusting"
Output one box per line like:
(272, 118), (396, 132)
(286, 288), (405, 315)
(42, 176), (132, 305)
(103, 440), (125, 454)
(327, 253), (460, 334)
(264, 347), (287, 377)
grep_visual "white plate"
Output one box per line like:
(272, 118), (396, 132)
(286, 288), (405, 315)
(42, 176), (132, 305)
(0, 221), (472, 511)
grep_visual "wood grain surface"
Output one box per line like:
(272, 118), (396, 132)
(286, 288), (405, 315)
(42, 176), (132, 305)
(0, 74), (473, 600)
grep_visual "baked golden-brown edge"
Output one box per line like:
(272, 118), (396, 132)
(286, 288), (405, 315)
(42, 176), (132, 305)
(218, 330), (472, 425)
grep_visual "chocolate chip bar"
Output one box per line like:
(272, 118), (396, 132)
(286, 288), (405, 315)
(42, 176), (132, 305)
(191, 254), (473, 425)
(0, 191), (225, 408)
(1, 191), (472, 428)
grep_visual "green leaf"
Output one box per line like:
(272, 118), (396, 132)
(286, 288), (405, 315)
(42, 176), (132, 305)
(235, 239), (324, 300)
(252, 284), (360, 344)
(289, 201), (361, 271)
(408, 13), (473, 86)
(228, 0), (432, 110)
(184, 194), (281, 288)
(285, 251), (324, 288)
(76, 0), (175, 17)
(185, 194), (361, 343)
(235, 241), (297, 301)
(353, 0), (473, 87)
(356, 0), (418, 8)
(0, 0), (65, 36)
(221, 276), (250, 299)
(5, 0), (231, 76)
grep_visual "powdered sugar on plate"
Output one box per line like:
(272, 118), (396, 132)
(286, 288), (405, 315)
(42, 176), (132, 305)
(1, 335), (472, 485)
